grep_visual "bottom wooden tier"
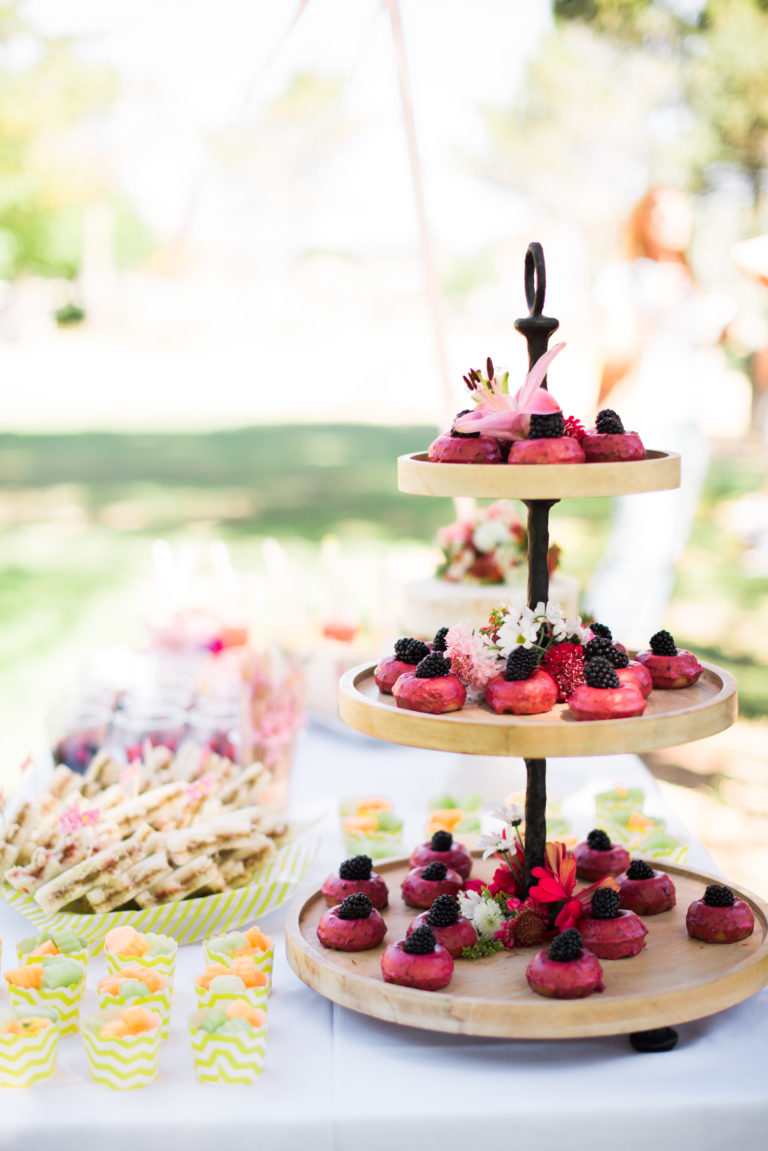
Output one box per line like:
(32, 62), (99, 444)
(285, 854), (768, 1039)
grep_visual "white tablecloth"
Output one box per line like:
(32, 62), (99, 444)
(1, 722), (767, 1151)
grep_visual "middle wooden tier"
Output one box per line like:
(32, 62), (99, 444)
(339, 660), (737, 758)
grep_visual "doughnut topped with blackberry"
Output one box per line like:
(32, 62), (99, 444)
(525, 929), (605, 999)
(401, 860), (464, 908)
(485, 646), (558, 716)
(381, 925), (454, 991)
(568, 656), (647, 721)
(406, 893), (478, 957)
(686, 883), (755, 944)
(317, 893), (387, 952)
(618, 859), (676, 916)
(636, 630), (702, 689)
(321, 854), (389, 910)
(409, 829), (473, 880)
(579, 887), (648, 960)
(581, 408), (645, 462)
(392, 652), (467, 715)
(374, 637), (431, 694)
(573, 828), (630, 881)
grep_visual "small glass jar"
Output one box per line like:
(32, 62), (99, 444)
(110, 705), (187, 762)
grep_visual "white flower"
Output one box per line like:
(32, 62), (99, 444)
(479, 831), (508, 860)
(491, 803), (523, 826)
(497, 604), (540, 656)
(458, 889), (483, 919)
(473, 899), (504, 940)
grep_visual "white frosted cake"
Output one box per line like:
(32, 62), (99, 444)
(399, 572), (580, 639)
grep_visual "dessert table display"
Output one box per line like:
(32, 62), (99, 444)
(1, 723), (766, 1150)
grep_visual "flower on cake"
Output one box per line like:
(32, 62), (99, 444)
(435, 500), (559, 586)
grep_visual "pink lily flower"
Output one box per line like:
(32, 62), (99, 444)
(454, 343), (565, 441)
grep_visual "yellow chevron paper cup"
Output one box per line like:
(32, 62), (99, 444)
(7, 975), (86, 1036)
(18, 947), (89, 970)
(0, 1019), (59, 1087)
(203, 944), (274, 988)
(105, 947), (177, 982)
(189, 1025), (267, 1084)
(82, 1024), (162, 1089)
(194, 983), (269, 1015)
(97, 987), (173, 1040)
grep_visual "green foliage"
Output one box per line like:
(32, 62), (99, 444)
(461, 939), (504, 960)
(0, 5), (148, 279)
(684, 0), (768, 208)
(554, 0), (768, 212)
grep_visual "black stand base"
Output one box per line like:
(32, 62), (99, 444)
(629, 1027), (679, 1053)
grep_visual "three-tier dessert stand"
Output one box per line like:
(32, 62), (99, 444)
(286, 244), (768, 1047)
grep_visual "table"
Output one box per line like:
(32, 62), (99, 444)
(1, 721), (767, 1151)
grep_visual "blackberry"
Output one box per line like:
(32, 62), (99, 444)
(703, 884), (735, 908)
(584, 636), (613, 662)
(430, 830), (453, 852)
(609, 646), (629, 669)
(586, 828), (612, 852)
(427, 893), (460, 927)
(432, 627), (449, 653)
(548, 928), (583, 963)
(415, 652), (452, 679)
(528, 411), (565, 440)
(421, 861), (448, 882)
(591, 888), (622, 919)
(583, 657), (620, 690)
(626, 859), (655, 881)
(336, 893), (373, 920)
(590, 622), (613, 642)
(394, 637), (431, 665)
(450, 409), (480, 438)
(650, 629), (677, 656)
(339, 855), (373, 881)
(505, 646), (538, 682)
(402, 925), (437, 954)
(595, 408), (625, 435)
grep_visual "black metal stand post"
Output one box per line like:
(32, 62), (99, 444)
(515, 244), (560, 893)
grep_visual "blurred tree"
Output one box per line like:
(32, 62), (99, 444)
(684, 0), (768, 218)
(0, 3), (152, 280)
(477, 22), (684, 253)
(554, 0), (768, 219)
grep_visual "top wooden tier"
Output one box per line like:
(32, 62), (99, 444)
(398, 450), (680, 500)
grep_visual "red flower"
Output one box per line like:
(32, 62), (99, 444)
(528, 842), (619, 931)
(464, 878), (487, 895)
(488, 865), (519, 898)
(563, 415), (586, 440)
(494, 919), (516, 950)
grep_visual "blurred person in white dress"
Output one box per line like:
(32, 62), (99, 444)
(585, 187), (732, 647)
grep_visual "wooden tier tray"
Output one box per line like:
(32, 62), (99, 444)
(397, 450), (680, 500)
(338, 660), (737, 758)
(286, 854), (768, 1039)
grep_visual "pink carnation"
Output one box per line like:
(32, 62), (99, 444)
(445, 622), (501, 692)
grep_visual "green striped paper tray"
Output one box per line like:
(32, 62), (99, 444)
(2, 833), (319, 953)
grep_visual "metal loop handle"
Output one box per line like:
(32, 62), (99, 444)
(524, 242), (546, 316)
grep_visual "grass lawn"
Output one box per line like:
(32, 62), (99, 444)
(1, 425), (766, 778)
